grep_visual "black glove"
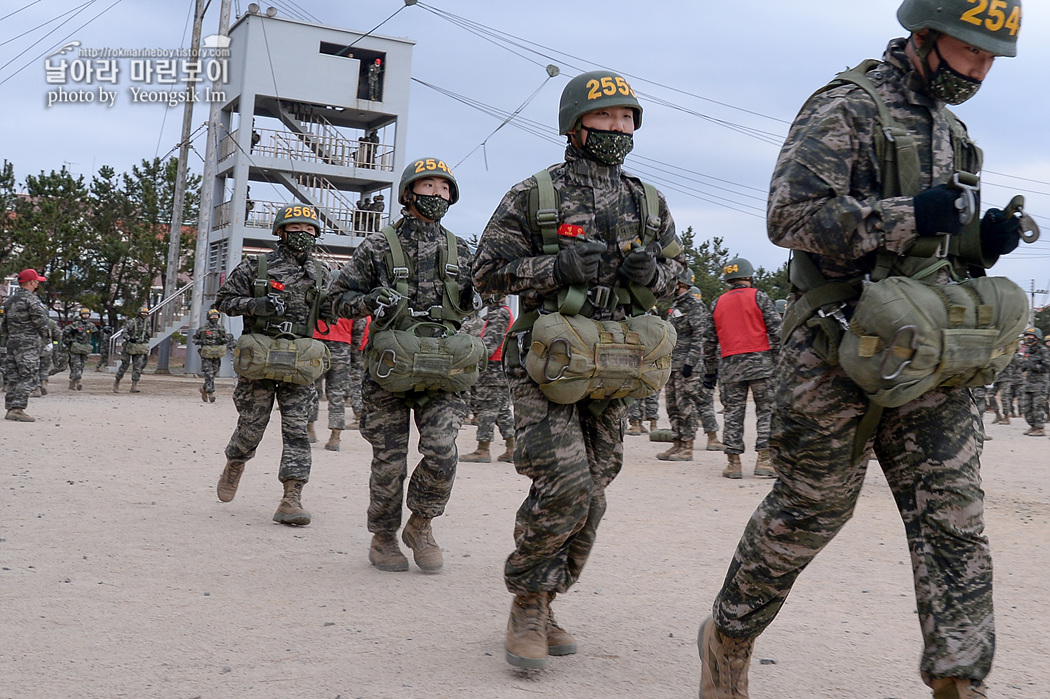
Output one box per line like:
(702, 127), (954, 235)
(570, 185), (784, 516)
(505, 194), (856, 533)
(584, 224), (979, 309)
(979, 208), (1022, 259)
(553, 240), (606, 286)
(620, 242), (659, 285)
(702, 372), (717, 390)
(913, 184), (965, 237)
(362, 287), (401, 314)
(681, 364), (694, 379)
(249, 296), (280, 316)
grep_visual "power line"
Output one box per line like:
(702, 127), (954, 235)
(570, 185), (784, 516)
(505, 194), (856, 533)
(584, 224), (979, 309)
(0, 0), (45, 25)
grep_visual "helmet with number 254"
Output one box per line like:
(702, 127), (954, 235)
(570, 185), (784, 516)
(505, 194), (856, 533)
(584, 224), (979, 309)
(897, 0), (1021, 57)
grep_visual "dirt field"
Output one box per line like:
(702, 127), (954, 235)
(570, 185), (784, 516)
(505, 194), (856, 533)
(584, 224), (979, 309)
(2, 370), (1048, 698)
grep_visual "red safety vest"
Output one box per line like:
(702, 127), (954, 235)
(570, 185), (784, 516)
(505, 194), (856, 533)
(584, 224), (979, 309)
(313, 317), (354, 343)
(712, 287), (770, 358)
(482, 306), (514, 361)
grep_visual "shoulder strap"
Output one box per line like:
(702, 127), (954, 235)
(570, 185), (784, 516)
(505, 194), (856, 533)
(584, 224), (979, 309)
(527, 168), (589, 315)
(375, 223), (411, 330)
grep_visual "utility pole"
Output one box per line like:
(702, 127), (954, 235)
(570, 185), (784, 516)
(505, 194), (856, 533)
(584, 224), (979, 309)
(157, 0), (208, 374)
(186, 0), (232, 376)
(1030, 279), (1049, 326)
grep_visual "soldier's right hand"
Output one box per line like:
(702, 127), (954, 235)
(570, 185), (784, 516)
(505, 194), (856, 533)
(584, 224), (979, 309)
(913, 184), (965, 237)
(249, 297), (278, 316)
(553, 240), (606, 286)
(362, 287), (400, 313)
(702, 372), (717, 390)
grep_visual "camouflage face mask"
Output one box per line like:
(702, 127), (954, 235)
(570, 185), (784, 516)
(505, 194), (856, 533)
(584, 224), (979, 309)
(284, 230), (316, 252)
(581, 128), (634, 166)
(927, 43), (982, 105)
(413, 193), (450, 221)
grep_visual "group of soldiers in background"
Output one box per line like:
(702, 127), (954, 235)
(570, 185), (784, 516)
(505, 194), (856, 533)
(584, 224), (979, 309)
(354, 194), (385, 233)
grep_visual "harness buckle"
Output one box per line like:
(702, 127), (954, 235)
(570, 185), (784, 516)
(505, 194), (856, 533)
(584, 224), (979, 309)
(817, 303), (851, 332)
(588, 285), (613, 310)
(392, 267), (410, 281)
(266, 320), (294, 335)
(444, 263), (459, 278)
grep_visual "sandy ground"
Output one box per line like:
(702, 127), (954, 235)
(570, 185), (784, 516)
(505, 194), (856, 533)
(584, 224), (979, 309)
(1, 369), (1048, 699)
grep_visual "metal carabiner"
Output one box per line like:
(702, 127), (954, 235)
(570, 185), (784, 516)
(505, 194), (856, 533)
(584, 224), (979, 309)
(375, 348), (397, 379)
(879, 324), (918, 381)
(542, 337), (571, 382)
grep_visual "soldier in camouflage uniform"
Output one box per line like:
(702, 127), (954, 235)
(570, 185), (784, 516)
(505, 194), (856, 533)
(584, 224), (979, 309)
(1019, 327), (1048, 437)
(113, 306), (152, 393)
(0, 307), (7, 390)
(995, 346), (1024, 422)
(625, 392), (659, 435)
(345, 316), (367, 429)
(699, 3), (1024, 697)
(63, 308), (98, 390)
(458, 309), (485, 426)
(330, 157), (476, 575)
(702, 258), (781, 479)
(33, 319), (61, 396)
(659, 269), (724, 461)
(474, 71), (685, 670)
(214, 204), (332, 526)
(192, 308), (235, 403)
(3, 270), (51, 422)
(307, 316), (354, 451)
(95, 324), (113, 371)
(47, 318), (70, 380)
(461, 294), (515, 464)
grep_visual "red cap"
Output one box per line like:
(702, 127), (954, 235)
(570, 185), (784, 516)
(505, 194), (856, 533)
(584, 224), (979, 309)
(375, 58), (381, 65)
(18, 269), (46, 283)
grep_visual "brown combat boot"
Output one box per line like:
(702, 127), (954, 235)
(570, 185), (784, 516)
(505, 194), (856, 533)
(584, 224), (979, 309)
(216, 460), (245, 502)
(200, 386), (208, 402)
(991, 408), (1003, 424)
(723, 454), (742, 480)
(113, 378), (120, 393)
(5, 408), (35, 422)
(272, 479), (311, 525)
(505, 592), (549, 669)
(1028, 427), (1046, 436)
(401, 513), (443, 573)
(1000, 414), (1010, 425)
(626, 419), (646, 436)
(461, 441), (492, 463)
(369, 532), (409, 572)
(497, 436), (515, 463)
(129, 381), (140, 393)
(657, 439), (681, 461)
(208, 392), (215, 403)
(698, 615), (753, 699)
(668, 439), (695, 462)
(76, 380), (82, 391)
(649, 419), (659, 432)
(706, 431), (726, 451)
(40, 379), (48, 396)
(69, 378), (77, 391)
(930, 677), (988, 699)
(307, 421), (318, 443)
(753, 449), (776, 478)
(546, 592), (578, 656)
(324, 428), (341, 452)
(347, 412), (361, 430)
(30, 386), (41, 397)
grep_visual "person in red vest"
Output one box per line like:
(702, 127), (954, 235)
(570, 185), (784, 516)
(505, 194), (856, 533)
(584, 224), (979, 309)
(307, 316), (355, 451)
(702, 257), (781, 479)
(461, 294), (515, 463)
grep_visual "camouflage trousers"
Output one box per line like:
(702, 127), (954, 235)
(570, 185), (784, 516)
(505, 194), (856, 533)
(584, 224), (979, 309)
(504, 362), (626, 596)
(664, 370), (699, 441)
(96, 349), (110, 370)
(309, 341), (351, 430)
(38, 350), (53, 383)
(985, 383), (1000, 414)
(721, 378), (773, 455)
(695, 384), (719, 435)
(115, 351), (147, 382)
(49, 347), (69, 376)
(712, 324), (993, 682)
(68, 353), (88, 381)
(360, 375), (464, 533)
(474, 361), (513, 442)
(4, 344), (40, 410)
(627, 392), (659, 421)
(999, 380), (1022, 415)
(1020, 379), (1048, 430)
(199, 356), (222, 394)
(225, 376), (315, 483)
(347, 347), (364, 417)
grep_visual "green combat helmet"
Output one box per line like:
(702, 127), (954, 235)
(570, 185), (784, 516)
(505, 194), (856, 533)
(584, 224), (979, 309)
(897, 0), (1021, 57)
(676, 268), (695, 286)
(272, 203), (321, 235)
(558, 70), (642, 135)
(398, 157), (459, 205)
(1023, 326), (1043, 341)
(722, 257), (755, 282)
(775, 299), (788, 315)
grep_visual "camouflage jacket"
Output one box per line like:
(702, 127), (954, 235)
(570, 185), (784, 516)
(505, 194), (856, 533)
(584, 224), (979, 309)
(473, 145), (685, 321)
(121, 316), (152, 345)
(1, 287), (50, 351)
(63, 318), (97, 347)
(216, 244), (331, 335)
(330, 210), (475, 327)
(1023, 341), (1050, 380)
(768, 38), (967, 284)
(192, 320), (234, 347)
(667, 289), (707, 371)
(996, 352), (1024, 385)
(480, 303), (512, 359)
(703, 285), (782, 383)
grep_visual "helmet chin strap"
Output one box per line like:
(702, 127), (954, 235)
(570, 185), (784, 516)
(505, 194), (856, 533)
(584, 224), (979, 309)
(910, 29), (940, 82)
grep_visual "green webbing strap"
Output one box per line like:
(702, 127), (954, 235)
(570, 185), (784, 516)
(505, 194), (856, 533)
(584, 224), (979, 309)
(251, 253), (269, 334)
(437, 226), (469, 326)
(250, 252), (320, 338)
(625, 182), (662, 314)
(375, 223), (412, 331)
(532, 168), (589, 316)
(852, 403), (884, 463)
(376, 222), (465, 333)
(780, 280), (860, 343)
(305, 259), (326, 337)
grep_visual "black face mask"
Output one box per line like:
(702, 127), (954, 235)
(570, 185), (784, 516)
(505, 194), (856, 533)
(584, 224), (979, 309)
(412, 193), (450, 221)
(284, 230), (316, 252)
(926, 41), (983, 105)
(580, 128), (634, 166)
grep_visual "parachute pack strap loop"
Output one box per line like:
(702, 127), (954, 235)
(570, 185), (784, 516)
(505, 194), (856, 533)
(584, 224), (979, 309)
(251, 253), (270, 334)
(852, 402), (884, 463)
(533, 169), (560, 255)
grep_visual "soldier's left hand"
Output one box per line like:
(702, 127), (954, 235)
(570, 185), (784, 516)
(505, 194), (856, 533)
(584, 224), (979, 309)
(620, 242), (659, 285)
(980, 208), (1022, 257)
(681, 364), (694, 378)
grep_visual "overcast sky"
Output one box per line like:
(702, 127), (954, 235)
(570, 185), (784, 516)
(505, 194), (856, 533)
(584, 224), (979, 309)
(2, 0), (1048, 302)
